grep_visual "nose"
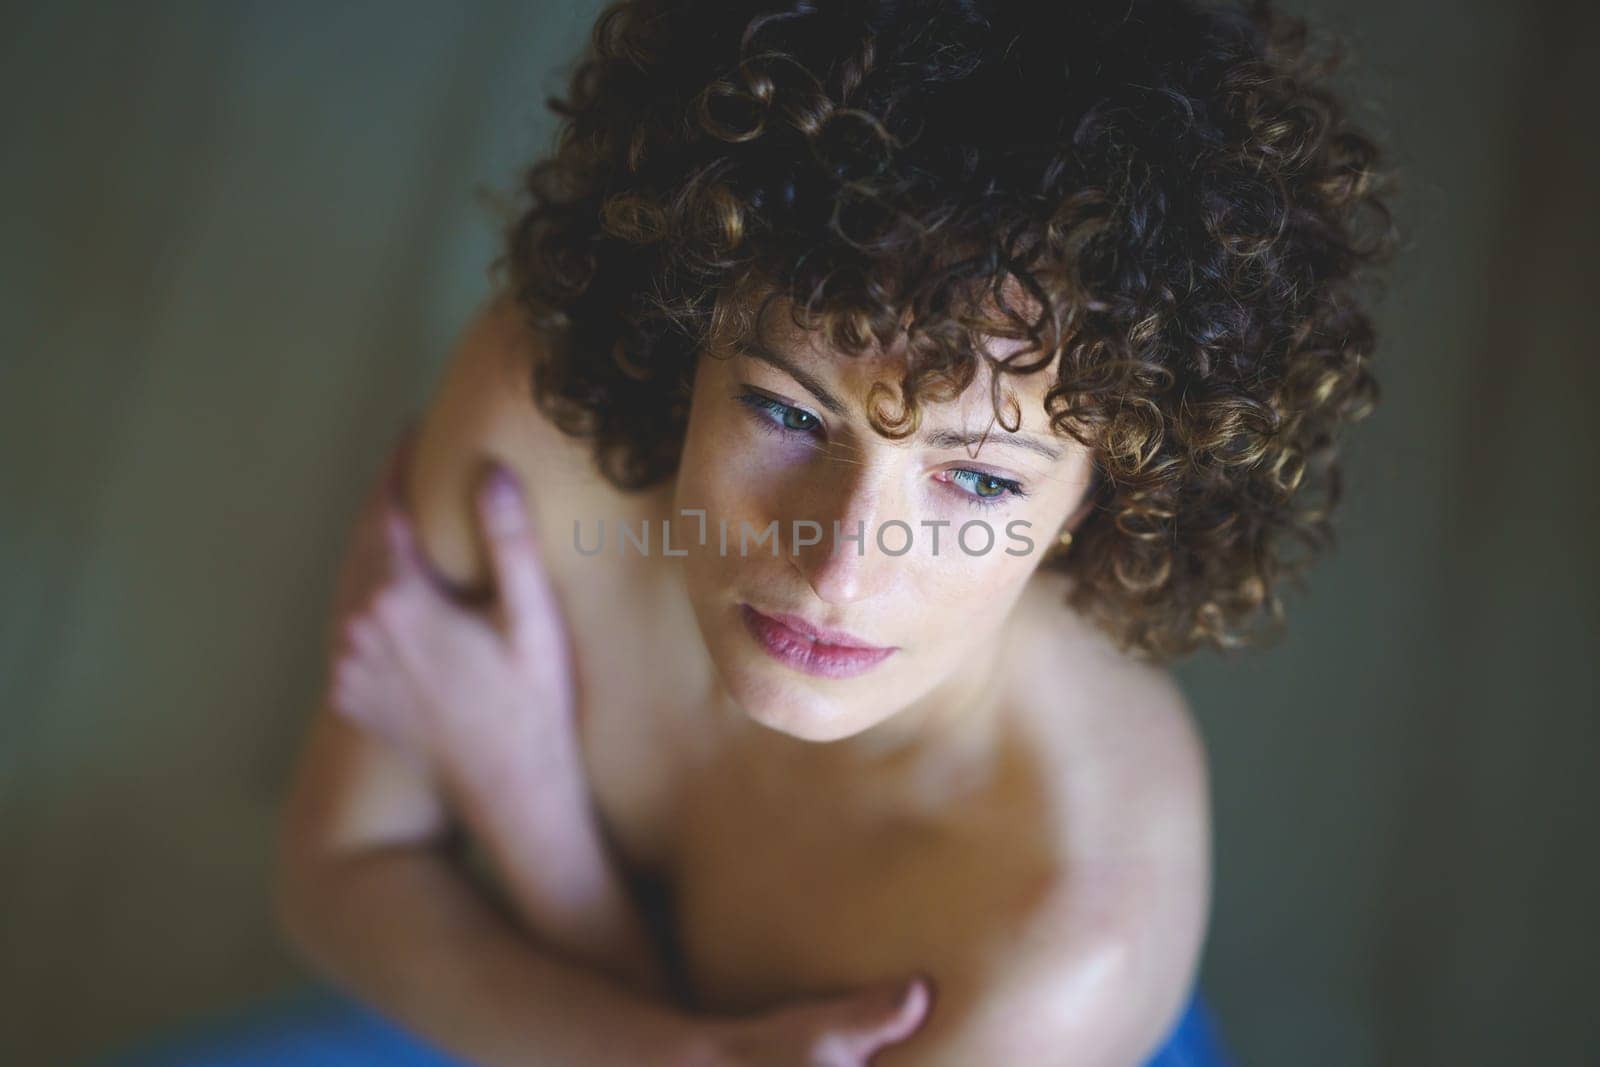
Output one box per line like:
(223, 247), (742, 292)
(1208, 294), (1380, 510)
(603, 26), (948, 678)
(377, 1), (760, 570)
(787, 459), (901, 607)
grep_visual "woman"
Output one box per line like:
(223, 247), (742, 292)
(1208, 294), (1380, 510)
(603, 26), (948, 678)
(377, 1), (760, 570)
(271, 0), (1392, 1064)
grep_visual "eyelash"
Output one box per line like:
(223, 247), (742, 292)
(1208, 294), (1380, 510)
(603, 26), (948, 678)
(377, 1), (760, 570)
(734, 391), (1029, 509)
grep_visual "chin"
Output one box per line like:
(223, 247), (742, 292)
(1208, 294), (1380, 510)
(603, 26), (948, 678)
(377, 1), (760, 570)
(721, 658), (862, 742)
(689, 593), (884, 742)
(746, 704), (842, 742)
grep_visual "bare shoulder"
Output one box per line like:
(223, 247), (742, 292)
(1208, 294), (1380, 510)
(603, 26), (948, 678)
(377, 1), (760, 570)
(998, 575), (1212, 1056)
(876, 580), (1213, 1065)
(403, 289), (626, 593)
(1006, 571), (1211, 863)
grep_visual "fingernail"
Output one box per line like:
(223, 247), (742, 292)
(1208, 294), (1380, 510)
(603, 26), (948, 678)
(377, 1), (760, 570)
(487, 460), (517, 492)
(485, 464), (519, 505)
(483, 464), (525, 534)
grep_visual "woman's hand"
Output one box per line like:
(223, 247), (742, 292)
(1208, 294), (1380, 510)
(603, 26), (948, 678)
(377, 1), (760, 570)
(322, 428), (682, 994)
(326, 430), (580, 794)
(687, 975), (935, 1067)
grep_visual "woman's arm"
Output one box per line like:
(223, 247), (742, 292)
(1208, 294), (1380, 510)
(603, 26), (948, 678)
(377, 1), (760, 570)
(270, 297), (690, 1061)
(275, 702), (934, 1067)
(274, 704), (696, 1066)
(361, 454), (671, 997)
(316, 293), (673, 996)
(280, 296), (935, 1066)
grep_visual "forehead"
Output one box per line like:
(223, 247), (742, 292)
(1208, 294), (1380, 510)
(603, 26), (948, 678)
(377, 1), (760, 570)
(737, 296), (1064, 429)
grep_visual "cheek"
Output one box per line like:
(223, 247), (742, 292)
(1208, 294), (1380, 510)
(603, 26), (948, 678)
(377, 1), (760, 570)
(679, 427), (807, 532)
(679, 451), (769, 532)
(901, 547), (1036, 634)
(676, 427), (732, 517)
(673, 420), (780, 597)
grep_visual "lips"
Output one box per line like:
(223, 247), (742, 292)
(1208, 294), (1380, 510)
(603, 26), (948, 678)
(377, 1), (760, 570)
(739, 603), (897, 680)
(756, 608), (887, 650)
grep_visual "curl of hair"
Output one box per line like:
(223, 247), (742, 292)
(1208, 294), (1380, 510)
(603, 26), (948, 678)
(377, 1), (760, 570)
(495, 0), (1397, 663)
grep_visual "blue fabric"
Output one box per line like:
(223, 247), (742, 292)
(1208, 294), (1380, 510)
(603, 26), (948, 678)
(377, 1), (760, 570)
(1142, 990), (1237, 1067)
(101, 987), (458, 1067)
(105, 982), (1235, 1066)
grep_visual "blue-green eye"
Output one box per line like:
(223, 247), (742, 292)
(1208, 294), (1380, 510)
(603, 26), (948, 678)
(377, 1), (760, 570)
(949, 468), (1026, 508)
(737, 392), (821, 436)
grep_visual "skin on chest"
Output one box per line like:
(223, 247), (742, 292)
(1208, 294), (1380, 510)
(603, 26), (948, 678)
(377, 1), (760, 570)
(674, 791), (1063, 1013)
(557, 524), (1087, 1017)
(587, 695), (1070, 1015)
(559, 531), (706, 872)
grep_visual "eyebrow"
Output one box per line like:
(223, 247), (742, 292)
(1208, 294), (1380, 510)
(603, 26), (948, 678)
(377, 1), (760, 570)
(740, 338), (851, 418)
(922, 425), (1064, 462)
(738, 339), (1065, 462)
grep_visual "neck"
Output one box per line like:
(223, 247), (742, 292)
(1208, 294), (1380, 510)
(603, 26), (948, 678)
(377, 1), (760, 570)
(840, 622), (1012, 764)
(695, 603), (1024, 814)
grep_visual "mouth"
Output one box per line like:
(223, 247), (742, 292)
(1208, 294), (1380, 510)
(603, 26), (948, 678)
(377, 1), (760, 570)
(738, 603), (897, 680)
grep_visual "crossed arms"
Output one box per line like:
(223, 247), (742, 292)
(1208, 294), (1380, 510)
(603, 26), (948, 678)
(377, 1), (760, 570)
(273, 296), (1211, 1066)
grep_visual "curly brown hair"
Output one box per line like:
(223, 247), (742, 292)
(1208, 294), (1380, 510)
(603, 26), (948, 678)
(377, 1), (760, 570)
(492, 0), (1396, 663)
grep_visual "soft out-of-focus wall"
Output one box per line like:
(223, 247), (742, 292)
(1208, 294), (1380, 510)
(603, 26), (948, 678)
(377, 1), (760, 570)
(0, 3), (595, 1060)
(1, 2), (1593, 1064)
(1361, 2), (1599, 1061)
(1177, 2), (1600, 1064)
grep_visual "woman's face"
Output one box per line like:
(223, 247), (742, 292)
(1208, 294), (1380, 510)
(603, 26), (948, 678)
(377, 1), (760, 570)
(671, 305), (1097, 742)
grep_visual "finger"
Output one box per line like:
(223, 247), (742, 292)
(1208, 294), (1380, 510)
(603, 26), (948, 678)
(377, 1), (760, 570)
(475, 461), (555, 649)
(384, 420), (421, 509)
(334, 613), (420, 738)
(331, 664), (406, 750)
(383, 508), (425, 582)
(336, 620), (391, 685)
(357, 419), (420, 521)
(827, 976), (933, 1059)
(334, 615), (376, 662)
(351, 426), (412, 533)
(333, 442), (412, 609)
(331, 656), (379, 724)
(868, 976), (932, 1047)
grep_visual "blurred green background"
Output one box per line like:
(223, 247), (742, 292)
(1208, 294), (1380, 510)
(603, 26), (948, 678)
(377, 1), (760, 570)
(2, 1), (1595, 1063)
